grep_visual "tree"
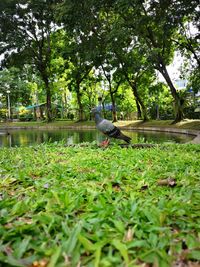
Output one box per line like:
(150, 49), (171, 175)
(169, 0), (200, 68)
(56, 0), (123, 121)
(67, 57), (92, 121)
(114, 47), (153, 121)
(80, 73), (101, 120)
(0, 0), (60, 121)
(0, 67), (31, 107)
(115, 0), (188, 122)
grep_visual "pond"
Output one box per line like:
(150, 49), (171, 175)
(0, 128), (194, 148)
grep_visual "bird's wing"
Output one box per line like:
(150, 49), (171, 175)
(97, 119), (115, 134)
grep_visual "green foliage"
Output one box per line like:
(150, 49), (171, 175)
(148, 82), (174, 119)
(0, 143), (200, 266)
(187, 68), (200, 95)
(0, 67), (31, 106)
(0, 0), (199, 122)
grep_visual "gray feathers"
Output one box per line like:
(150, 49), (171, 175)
(97, 119), (115, 133)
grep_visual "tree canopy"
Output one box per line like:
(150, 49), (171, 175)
(0, 0), (199, 122)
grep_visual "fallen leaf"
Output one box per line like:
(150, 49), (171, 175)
(124, 227), (133, 242)
(4, 223), (13, 229)
(62, 252), (71, 265)
(188, 262), (200, 267)
(43, 183), (49, 189)
(4, 246), (13, 255)
(172, 260), (200, 267)
(112, 182), (121, 191)
(31, 259), (48, 267)
(17, 217), (33, 224)
(157, 177), (177, 187)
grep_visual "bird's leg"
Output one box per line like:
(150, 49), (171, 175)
(100, 138), (110, 147)
(100, 139), (107, 147)
(104, 138), (110, 147)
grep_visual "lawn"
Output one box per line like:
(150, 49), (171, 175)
(0, 143), (200, 266)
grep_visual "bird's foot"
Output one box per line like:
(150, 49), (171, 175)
(99, 139), (110, 148)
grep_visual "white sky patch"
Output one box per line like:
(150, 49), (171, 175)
(158, 52), (185, 83)
(0, 54), (4, 62)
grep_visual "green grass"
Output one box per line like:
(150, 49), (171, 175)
(0, 143), (200, 266)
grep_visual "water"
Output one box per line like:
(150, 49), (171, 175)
(0, 128), (194, 148)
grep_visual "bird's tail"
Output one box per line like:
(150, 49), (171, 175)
(118, 133), (131, 144)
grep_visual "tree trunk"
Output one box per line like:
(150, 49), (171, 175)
(76, 84), (84, 121)
(40, 68), (52, 122)
(46, 85), (52, 122)
(157, 60), (184, 123)
(136, 99), (142, 120)
(33, 107), (37, 120)
(110, 92), (117, 122)
(102, 101), (107, 119)
(40, 107), (44, 119)
(156, 104), (160, 120)
(131, 83), (148, 122)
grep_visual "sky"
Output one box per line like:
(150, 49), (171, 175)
(159, 52), (184, 83)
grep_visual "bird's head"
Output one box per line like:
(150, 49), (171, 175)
(90, 106), (101, 114)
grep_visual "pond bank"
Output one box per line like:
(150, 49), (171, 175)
(0, 119), (200, 143)
(121, 126), (200, 144)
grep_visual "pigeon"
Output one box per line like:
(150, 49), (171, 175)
(91, 107), (131, 147)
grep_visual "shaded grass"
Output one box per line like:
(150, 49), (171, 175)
(0, 143), (200, 266)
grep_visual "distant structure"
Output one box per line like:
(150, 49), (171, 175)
(174, 79), (188, 90)
(174, 79), (200, 112)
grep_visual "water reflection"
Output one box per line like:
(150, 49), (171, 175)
(0, 128), (194, 148)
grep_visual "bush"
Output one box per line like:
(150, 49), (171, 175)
(0, 108), (7, 120)
(184, 106), (200, 119)
(19, 113), (34, 121)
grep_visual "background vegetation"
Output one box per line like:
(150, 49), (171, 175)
(0, 0), (199, 123)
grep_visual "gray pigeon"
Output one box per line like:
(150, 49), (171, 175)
(91, 107), (131, 146)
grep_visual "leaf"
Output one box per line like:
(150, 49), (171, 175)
(112, 220), (125, 233)
(47, 246), (61, 267)
(187, 250), (200, 261)
(186, 235), (200, 249)
(112, 239), (129, 265)
(63, 223), (82, 254)
(14, 236), (31, 259)
(5, 255), (37, 267)
(127, 240), (148, 249)
(94, 247), (101, 267)
(148, 233), (158, 247)
(11, 202), (28, 215)
(140, 250), (159, 264)
(78, 234), (95, 251)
